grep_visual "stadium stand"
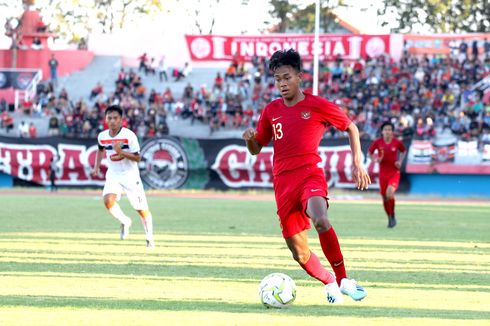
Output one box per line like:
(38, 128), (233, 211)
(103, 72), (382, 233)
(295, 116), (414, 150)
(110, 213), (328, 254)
(0, 51), (489, 144)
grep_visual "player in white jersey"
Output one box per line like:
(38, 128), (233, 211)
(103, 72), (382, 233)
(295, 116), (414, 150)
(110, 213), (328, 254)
(91, 105), (155, 248)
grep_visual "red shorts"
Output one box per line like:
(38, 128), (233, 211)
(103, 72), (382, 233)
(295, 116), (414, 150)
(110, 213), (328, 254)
(273, 166), (328, 239)
(379, 171), (400, 196)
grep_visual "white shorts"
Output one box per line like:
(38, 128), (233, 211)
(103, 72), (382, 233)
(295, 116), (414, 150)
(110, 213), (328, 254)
(103, 173), (149, 210)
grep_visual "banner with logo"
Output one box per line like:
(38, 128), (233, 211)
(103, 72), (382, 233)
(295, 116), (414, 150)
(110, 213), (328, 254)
(185, 34), (390, 62)
(0, 70), (36, 90)
(406, 139), (490, 174)
(0, 136), (387, 190)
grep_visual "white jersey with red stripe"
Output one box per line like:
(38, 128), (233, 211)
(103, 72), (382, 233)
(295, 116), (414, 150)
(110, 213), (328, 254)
(97, 127), (140, 177)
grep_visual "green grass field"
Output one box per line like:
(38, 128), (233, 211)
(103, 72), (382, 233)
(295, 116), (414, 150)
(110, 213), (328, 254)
(0, 191), (489, 325)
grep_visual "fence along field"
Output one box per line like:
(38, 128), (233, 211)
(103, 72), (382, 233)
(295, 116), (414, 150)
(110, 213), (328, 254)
(0, 192), (489, 325)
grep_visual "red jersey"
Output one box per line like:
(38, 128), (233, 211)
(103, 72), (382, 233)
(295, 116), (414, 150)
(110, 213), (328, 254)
(368, 137), (406, 175)
(255, 93), (351, 176)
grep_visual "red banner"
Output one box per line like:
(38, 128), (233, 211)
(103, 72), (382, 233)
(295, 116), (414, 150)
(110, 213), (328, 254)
(404, 33), (490, 55)
(185, 34), (390, 61)
(0, 136), (380, 190)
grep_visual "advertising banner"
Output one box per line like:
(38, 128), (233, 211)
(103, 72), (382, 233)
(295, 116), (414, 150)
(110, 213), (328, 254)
(0, 136), (380, 190)
(185, 34), (390, 62)
(406, 140), (490, 174)
(0, 70), (36, 90)
(403, 33), (490, 55)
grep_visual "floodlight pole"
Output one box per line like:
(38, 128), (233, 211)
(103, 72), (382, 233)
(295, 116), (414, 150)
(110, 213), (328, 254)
(313, 0), (320, 95)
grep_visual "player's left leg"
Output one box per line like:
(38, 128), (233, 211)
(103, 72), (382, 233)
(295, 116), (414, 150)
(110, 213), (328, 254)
(136, 209), (154, 248)
(386, 185), (397, 228)
(306, 196), (367, 301)
(125, 179), (154, 248)
(284, 228), (342, 304)
(385, 172), (400, 228)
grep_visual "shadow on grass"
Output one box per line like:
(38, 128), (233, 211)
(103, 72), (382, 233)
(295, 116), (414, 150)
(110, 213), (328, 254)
(2, 261), (490, 290)
(1, 295), (489, 320)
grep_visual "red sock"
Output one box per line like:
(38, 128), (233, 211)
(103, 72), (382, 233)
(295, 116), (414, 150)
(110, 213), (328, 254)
(389, 198), (395, 216)
(383, 197), (391, 216)
(299, 251), (335, 284)
(318, 227), (346, 285)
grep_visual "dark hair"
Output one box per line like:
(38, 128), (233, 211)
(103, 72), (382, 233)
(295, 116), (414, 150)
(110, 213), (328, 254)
(269, 49), (302, 73)
(105, 104), (123, 116)
(380, 121), (394, 131)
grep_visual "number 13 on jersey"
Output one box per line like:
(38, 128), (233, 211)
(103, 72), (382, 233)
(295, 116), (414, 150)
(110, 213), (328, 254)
(273, 123), (283, 140)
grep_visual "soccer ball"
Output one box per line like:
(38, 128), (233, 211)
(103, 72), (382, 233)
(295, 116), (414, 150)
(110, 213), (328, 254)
(258, 272), (296, 308)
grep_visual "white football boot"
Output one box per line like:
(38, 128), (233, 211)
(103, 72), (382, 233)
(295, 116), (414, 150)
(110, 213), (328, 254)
(325, 281), (344, 304)
(340, 278), (367, 301)
(120, 220), (132, 240)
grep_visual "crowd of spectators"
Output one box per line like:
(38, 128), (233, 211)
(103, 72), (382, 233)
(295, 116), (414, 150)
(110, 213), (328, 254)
(1, 42), (490, 147)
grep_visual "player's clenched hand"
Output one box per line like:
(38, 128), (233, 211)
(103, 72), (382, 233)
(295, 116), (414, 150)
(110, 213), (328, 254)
(394, 161), (401, 169)
(352, 164), (371, 190)
(242, 128), (257, 141)
(90, 167), (99, 178)
(113, 141), (123, 154)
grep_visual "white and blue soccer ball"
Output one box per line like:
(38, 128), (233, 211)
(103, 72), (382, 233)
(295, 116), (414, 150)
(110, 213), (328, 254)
(258, 272), (297, 308)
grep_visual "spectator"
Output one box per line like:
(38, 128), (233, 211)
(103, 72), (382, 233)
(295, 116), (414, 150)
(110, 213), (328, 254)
(36, 20), (47, 32)
(138, 52), (149, 74)
(28, 122), (37, 138)
(157, 56), (168, 82)
(47, 114), (60, 136)
(49, 157), (58, 192)
(48, 54), (59, 86)
(480, 124), (490, 145)
(148, 57), (157, 75)
(471, 40), (479, 60)
(90, 82), (104, 100)
(18, 120), (29, 138)
(31, 37), (43, 50)
(174, 62), (191, 81)
(209, 113), (219, 134)
(0, 97), (7, 112)
(78, 37), (88, 50)
(1, 111), (14, 133)
(225, 64), (236, 82)
(484, 38), (490, 59)
(213, 72), (224, 91)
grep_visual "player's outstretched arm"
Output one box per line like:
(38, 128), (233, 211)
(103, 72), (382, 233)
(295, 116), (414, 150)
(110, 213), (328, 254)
(242, 128), (262, 155)
(346, 122), (371, 190)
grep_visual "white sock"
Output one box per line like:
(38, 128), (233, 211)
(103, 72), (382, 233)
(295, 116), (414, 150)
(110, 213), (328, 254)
(140, 213), (154, 241)
(108, 203), (131, 225)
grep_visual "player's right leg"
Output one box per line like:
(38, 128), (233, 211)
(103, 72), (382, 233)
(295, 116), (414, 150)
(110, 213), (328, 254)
(285, 228), (342, 304)
(103, 180), (132, 239)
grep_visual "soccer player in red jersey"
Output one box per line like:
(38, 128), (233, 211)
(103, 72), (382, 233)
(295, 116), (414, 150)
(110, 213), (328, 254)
(242, 49), (371, 304)
(368, 121), (407, 228)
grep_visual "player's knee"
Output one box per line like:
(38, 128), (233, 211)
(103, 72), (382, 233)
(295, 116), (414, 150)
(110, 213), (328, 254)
(386, 190), (395, 199)
(104, 198), (115, 209)
(312, 216), (331, 233)
(137, 209), (150, 217)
